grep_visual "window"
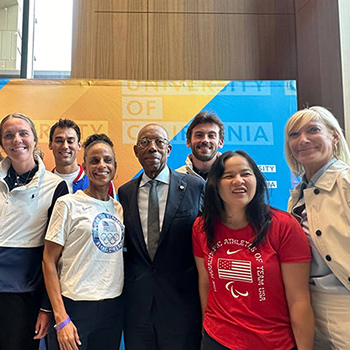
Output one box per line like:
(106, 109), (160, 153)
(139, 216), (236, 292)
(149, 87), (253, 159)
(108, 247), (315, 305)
(33, 0), (73, 78)
(0, 0), (73, 79)
(0, 0), (22, 77)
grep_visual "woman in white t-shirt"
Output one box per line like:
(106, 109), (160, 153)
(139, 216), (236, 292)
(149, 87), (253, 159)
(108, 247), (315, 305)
(43, 134), (124, 350)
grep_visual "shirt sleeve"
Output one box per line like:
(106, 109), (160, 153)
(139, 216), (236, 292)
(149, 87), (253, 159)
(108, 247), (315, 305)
(271, 210), (311, 263)
(45, 198), (70, 247)
(192, 217), (206, 258)
(47, 180), (69, 224)
(41, 182), (69, 310)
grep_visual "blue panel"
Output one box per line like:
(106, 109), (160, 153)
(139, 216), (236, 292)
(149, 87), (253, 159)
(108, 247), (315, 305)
(0, 78), (11, 90)
(168, 80), (298, 210)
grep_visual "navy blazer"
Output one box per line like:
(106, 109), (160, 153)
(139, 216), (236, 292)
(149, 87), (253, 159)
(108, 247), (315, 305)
(118, 169), (205, 331)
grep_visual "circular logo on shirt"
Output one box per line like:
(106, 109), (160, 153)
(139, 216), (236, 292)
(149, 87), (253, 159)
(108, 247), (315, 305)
(92, 213), (124, 253)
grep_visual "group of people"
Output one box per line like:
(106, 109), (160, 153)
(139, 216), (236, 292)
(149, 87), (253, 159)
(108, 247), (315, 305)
(0, 107), (349, 350)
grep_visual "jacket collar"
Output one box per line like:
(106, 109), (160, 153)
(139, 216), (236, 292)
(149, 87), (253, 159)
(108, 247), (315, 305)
(0, 155), (45, 189)
(313, 160), (349, 191)
(52, 164), (85, 182)
(185, 153), (222, 179)
(293, 160), (349, 193)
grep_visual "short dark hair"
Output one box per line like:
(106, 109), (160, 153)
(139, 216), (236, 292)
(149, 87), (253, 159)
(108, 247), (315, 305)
(83, 134), (115, 161)
(202, 150), (271, 250)
(49, 119), (81, 142)
(186, 111), (224, 143)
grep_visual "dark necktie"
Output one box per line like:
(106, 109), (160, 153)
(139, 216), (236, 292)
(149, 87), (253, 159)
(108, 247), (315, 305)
(147, 180), (160, 260)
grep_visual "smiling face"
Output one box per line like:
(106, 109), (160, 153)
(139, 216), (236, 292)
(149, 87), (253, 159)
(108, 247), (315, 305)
(1, 117), (36, 171)
(288, 120), (338, 178)
(134, 124), (172, 179)
(83, 143), (116, 187)
(187, 122), (223, 162)
(218, 155), (257, 213)
(49, 127), (81, 169)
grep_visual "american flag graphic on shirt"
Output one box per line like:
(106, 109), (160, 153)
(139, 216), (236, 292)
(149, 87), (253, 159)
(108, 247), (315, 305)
(218, 258), (253, 283)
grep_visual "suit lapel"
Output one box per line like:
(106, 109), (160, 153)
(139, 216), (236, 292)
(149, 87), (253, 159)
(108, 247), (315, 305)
(158, 170), (187, 247)
(128, 176), (148, 254)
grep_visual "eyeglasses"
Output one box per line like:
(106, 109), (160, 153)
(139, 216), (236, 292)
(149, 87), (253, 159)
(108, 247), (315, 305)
(138, 137), (170, 149)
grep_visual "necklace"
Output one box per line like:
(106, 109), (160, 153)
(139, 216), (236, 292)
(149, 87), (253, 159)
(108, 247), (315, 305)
(102, 200), (112, 212)
(98, 197), (112, 212)
(8, 165), (37, 187)
(14, 173), (32, 186)
(84, 188), (111, 212)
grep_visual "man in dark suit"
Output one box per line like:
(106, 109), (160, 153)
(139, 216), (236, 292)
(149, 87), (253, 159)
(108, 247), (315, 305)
(118, 124), (205, 350)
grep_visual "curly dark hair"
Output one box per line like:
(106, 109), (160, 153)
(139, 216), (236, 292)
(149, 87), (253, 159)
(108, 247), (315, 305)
(186, 110), (224, 143)
(49, 118), (81, 142)
(83, 134), (114, 161)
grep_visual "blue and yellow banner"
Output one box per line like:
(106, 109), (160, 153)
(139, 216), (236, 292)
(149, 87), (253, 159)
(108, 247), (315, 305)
(0, 79), (297, 209)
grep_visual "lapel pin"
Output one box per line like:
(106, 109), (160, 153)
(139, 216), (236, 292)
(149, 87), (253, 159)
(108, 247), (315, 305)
(179, 185), (185, 190)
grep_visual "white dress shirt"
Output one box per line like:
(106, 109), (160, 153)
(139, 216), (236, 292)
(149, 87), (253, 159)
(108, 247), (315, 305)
(137, 166), (170, 246)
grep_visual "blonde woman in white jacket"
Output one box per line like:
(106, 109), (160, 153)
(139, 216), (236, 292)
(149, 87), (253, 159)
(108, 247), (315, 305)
(285, 106), (350, 350)
(0, 113), (68, 350)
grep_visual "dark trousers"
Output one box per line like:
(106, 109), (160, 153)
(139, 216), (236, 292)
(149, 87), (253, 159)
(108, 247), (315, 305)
(0, 292), (41, 350)
(124, 298), (201, 350)
(202, 330), (298, 350)
(60, 295), (124, 350)
(45, 316), (59, 350)
(201, 331), (230, 350)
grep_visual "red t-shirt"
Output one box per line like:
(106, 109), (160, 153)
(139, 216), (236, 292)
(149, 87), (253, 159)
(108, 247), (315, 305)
(192, 209), (311, 350)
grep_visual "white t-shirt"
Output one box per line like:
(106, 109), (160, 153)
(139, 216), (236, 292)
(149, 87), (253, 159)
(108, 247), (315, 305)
(54, 168), (81, 193)
(45, 190), (124, 301)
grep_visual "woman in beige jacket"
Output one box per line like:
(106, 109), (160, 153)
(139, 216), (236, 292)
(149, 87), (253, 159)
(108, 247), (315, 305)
(285, 106), (350, 350)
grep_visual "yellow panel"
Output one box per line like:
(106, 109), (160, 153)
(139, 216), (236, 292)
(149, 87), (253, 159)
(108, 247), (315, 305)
(0, 79), (228, 188)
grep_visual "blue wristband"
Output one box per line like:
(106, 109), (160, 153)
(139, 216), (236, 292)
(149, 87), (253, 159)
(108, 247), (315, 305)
(54, 316), (71, 331)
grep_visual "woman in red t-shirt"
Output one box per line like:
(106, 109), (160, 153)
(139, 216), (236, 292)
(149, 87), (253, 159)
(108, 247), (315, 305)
(193, 150), (314, 350)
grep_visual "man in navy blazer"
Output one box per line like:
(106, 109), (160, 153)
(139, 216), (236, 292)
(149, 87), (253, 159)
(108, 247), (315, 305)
(118, 124), (205, 350)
